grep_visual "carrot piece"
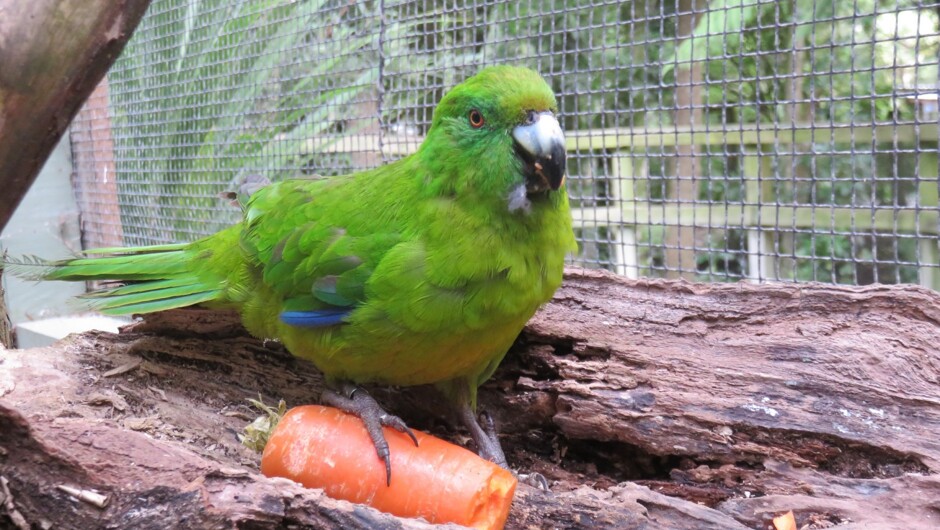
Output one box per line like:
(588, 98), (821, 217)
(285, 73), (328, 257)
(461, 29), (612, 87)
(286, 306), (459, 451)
(773, 510), (797, 530)
(260, 405), (517, 530)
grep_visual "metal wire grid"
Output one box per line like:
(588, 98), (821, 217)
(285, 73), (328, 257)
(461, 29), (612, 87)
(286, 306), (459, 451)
(69, 0), (940, 287)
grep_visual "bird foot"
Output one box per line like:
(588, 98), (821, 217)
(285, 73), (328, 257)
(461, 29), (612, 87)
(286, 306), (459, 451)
(321, 383), (418, 486)
(518, 471), (551, 491)
(459, 407), (508, 467)
(461, 408), (552, 491)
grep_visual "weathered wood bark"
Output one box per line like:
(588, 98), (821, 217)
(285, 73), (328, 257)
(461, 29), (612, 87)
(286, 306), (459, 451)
(2, 269), (939, 529)
(0, 0), (152, 231)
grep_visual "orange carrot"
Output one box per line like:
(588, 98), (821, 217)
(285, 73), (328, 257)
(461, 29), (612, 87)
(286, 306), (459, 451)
(260, 405), (517, 530)
(773, 510), (797, 530)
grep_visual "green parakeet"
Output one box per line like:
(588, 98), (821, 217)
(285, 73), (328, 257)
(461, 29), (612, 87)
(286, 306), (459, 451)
(4, 65), (575, 481)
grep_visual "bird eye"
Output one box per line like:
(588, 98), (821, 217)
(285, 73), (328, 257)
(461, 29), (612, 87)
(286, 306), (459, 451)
(469, 109), (485, 128)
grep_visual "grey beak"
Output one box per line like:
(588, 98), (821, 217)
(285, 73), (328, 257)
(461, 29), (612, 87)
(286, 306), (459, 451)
(512, 112), (567, 192)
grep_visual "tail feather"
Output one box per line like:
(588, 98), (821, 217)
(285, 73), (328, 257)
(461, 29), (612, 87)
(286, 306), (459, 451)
(2, 250), (189, 282)
(94, 290), (223, 315)
(81, 243), (189, 255)
(81, 278), (194, 298)
(2, 243), (228, 316)
(0, 254), (58, 281)
(82, 282), (217, 312)
(47, 252), (190, 281)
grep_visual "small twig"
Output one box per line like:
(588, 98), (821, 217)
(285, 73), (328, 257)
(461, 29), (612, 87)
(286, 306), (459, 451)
(147, 385), (167, 401)
(1, 476), (30, 530)
(56, 485), (110, 509)
(102, 358), (141, 378)
(222, 409), (254, 421)
(0, 257), (13, 349)
(209, 467), (249, 478)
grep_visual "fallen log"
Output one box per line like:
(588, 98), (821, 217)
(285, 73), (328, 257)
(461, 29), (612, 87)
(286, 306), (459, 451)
(1, 268), (938, 529)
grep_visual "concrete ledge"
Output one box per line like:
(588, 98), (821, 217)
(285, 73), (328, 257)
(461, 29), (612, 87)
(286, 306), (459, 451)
(15, 315), (131, 349)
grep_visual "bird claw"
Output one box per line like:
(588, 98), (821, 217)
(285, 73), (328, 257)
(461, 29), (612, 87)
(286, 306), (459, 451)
(459, 404), (551, 491)
(379, 412), (419, 447)
(518, 471), (551, 492)
(481, 410), (497, 437)
(457, 405), (508, 468)
(321, 384), (417, 486)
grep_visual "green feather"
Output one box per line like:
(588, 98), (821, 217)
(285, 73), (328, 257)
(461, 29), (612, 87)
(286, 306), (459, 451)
(81, 243), (189, 255)
(81, 278), (195, 298)
(45, 252), (189, 281)
(84, 282), (216, 311)
(97, 291), (223, 315)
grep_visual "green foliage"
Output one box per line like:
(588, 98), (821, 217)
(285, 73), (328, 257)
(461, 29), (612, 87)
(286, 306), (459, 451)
(645, 0), (936, 282)
(695, 229), (747, 280)
(109, 0), (421, 243)
(477, 2), (670, 131)
(661, 0), (758, 79)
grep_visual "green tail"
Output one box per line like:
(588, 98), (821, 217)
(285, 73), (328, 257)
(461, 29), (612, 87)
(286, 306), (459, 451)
(2, 241), (227, 316)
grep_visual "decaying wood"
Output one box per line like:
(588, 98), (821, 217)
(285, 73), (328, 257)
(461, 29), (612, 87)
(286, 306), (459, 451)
(1, 268), (939, 529)
(0, 0), (152, 231)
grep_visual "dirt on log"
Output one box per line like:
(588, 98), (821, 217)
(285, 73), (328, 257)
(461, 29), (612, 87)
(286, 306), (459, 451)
(1, 268), (939, 529)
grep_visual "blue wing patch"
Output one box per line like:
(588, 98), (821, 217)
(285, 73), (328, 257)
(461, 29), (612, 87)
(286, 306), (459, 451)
(280, 308), (350, 327)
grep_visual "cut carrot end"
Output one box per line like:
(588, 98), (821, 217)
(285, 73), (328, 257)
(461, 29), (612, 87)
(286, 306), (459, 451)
(469, 466), (517, 530)
(260, 405), (517, 530)
(773, 510), (797, 530)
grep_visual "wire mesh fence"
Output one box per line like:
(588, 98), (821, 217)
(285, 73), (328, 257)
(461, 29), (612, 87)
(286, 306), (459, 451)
(70, 0), (940, 287)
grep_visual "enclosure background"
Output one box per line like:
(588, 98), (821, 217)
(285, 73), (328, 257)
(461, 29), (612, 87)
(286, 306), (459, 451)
(70, 0), (940, 287)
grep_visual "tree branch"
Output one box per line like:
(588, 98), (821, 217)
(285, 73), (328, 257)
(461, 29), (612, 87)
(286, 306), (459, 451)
(0, 0), (152, 230)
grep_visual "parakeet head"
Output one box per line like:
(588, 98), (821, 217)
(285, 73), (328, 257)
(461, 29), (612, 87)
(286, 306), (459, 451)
(420, 66), (567, 213)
